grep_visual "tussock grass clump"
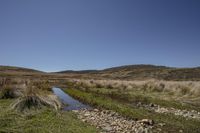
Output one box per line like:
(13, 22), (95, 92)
(11, 87), (62, 111)
(66, 79), (200, 107)
(0, 78), (61, 111)
(0, 77), (28, 99)
(68, 79), (200, 97)
(0, 86), (21, 99)
(32, 80), (52, 91)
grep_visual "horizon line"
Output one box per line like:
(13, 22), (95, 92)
(1, 64), (200, 73)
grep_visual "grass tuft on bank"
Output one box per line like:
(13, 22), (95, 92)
(11, 86), (62, 111)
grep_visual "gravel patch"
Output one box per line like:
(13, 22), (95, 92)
(73, 108), (163, 133)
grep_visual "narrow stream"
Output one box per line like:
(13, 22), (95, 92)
(52, 87), (91, 110)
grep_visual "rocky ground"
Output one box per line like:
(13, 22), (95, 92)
(71, 102), (200, 133)
(73, 109), (164, 133)
(136, 103), (200, 120)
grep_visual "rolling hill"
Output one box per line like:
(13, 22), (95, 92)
(1, 65), (200, 81)
(57, 65), (200, 81)
(0, 66), (44, 77)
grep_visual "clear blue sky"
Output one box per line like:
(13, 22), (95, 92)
(0, 0), (200, 72)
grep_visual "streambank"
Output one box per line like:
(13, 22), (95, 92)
(52, 87), (91, 110)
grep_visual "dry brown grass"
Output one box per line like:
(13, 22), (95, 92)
(0, 77), (62, 111)
(0, 78), (25, 99)
(69, 79), (200, 98)
(0, 86), (22, 99)
(11, 85), (62, 111)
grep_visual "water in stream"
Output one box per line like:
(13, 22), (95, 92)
(52, 87), (91, 110)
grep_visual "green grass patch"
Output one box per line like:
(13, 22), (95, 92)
(0, 99), (98, 133)
(83, 87), (200, 111)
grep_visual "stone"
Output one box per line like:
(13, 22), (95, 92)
(75, 109), (154, 133)
(158, 123), (165, 127)
(84, 113), (90, 117)
(72, 110), (79, 113)
(150, 103), (155, 107)
(94, 108), (99, 112)
(179, 129), (183, 133)
(103, 125), (112, 132)
(139, 119), (154, 125)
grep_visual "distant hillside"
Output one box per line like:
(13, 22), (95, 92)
(0, 66), (43, 72)
(0, 66), (44, 77)
(57, 65), (200, 81)
(57, 70), (98, 74)
(1, 65), (200, 81)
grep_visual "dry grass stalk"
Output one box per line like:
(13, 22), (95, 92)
(11, 85), (62, 111)
(69, 79), (200, 97)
